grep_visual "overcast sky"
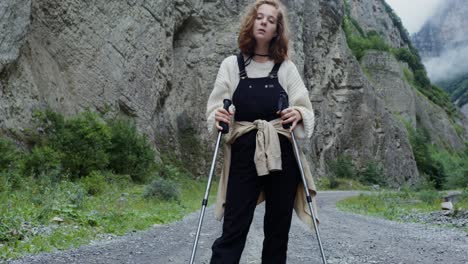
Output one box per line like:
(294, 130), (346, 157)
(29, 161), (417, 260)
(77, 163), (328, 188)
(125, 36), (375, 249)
(385, 0), (443, 34)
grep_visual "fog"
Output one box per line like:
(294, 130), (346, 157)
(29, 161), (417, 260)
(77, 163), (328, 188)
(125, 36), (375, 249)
(386, 0), (442, 34)
(424, 45), (468, 82)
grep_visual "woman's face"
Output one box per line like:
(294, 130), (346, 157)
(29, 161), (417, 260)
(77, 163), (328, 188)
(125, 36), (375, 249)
(252, 4), (279, 45)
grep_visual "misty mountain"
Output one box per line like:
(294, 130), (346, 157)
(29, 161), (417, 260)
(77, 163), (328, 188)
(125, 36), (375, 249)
(412, 0), (468, 116)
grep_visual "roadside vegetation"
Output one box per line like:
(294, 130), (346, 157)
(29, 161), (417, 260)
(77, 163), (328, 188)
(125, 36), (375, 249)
(337, 189), (468, 231)
(0, 110), (215, 260)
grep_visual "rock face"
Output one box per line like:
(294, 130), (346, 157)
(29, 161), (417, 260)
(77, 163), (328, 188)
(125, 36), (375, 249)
(0, 0), (31, 73)
(348, 0), (407, 48)
(361, 51), (416, 126)
(0, 0), (466, 185)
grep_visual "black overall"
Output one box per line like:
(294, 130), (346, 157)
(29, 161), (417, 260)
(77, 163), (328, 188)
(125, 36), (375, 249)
(210, 54), (301, 264)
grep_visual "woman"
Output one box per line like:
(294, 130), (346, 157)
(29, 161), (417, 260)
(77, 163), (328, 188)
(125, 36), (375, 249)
(206, 0), (317, 263)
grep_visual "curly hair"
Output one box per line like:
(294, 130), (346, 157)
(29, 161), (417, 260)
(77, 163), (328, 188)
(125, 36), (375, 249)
(238, 0), (290, 63)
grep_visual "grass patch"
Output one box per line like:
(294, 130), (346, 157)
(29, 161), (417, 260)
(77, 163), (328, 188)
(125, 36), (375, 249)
(337, 189), (468, 231)
(0, 173), (217, 260)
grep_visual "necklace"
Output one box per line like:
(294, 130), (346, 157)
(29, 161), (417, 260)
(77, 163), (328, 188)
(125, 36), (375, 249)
(254, 53), (270, 57)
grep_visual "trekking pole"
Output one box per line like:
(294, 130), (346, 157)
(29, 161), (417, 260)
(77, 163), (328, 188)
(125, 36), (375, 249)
(278, 92), (327, 264)
(189, 99), (232, 264)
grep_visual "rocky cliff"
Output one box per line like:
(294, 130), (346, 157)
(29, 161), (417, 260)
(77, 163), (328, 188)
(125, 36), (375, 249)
(1, 0), (466, 186)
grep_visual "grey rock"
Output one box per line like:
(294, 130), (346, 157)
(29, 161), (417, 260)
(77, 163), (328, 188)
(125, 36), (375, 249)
(0, 0), (31, 72)
(348, 0), (408, 48)
(441, 201), (453, 211)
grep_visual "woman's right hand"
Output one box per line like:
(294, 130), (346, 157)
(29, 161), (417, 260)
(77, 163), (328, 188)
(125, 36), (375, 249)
(215, 108), (234, 130)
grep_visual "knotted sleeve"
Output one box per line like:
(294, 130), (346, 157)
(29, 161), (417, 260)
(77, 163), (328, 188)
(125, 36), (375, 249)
(283, 61), (315, 139)
(206, 57), (233, 136)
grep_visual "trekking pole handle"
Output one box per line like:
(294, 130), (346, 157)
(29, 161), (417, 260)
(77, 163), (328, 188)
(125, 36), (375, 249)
(278, 91), (291, 129)
(220, 99), (232, 134)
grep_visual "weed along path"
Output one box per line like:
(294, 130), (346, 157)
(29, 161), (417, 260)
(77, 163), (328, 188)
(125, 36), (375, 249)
(8, 191), (468, 264)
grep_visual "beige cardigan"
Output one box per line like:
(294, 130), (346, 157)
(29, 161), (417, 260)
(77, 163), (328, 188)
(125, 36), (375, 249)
(206, 55), (319, 228)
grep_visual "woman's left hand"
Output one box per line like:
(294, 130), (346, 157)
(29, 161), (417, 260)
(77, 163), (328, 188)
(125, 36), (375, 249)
(278, 107), (302, 131)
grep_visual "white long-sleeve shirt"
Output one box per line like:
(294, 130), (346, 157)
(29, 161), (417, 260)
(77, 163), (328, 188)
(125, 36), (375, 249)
(206, 55), (315, 139)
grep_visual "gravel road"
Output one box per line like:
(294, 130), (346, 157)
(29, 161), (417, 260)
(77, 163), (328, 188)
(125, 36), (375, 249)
(7, 191), (468, 264)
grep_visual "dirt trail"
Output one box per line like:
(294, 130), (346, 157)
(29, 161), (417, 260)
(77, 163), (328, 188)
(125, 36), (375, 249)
(7, 191), (468, 264)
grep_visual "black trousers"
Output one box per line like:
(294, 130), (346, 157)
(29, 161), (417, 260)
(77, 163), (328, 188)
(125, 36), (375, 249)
(211, 132), (300, 264)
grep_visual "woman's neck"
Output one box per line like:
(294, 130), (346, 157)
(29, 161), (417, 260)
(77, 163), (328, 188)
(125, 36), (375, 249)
(253, 44), (271, 63)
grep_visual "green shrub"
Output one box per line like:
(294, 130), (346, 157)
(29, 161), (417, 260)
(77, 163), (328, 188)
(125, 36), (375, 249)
(22, 146), (63, 181)
(80, 171), (108, 195)
(0, 138), (20, 172)
(329, 176), (340, 189)
(143, 178), (180, 201)
(329, 155), (357, 179)
(157, 163), (190, 179)
(30, 110), (159, 182)
(417, 190), (441, 204)
(360, 161), (385, 186)
(430, 146), (468, 189)
(108, 119), (155, 182)
(414, 69), (431, 88)
(56, 111), (111, 178)
(0, 215), (24, 242)
(29, 109), (66, 147)
(407, 125), (446, 189)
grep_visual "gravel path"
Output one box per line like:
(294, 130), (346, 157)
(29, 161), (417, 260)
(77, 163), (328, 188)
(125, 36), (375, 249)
(7, 191), (468, 264)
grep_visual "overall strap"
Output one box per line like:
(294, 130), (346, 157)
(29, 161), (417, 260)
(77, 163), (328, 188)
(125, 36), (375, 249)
(237, 52), (248, 79)
(269, 62), (282, 79)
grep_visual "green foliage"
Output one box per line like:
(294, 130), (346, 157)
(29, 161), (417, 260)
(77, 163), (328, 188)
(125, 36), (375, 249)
(0, 168), (215, 259)
(429, 146), (468, 189)
(438, 73), (468, 107)
(157, 163), (190, 179)
(0, 170), (23, 192)
(329, 154), (357, 179)
(402, 67), (414, 84)
(57, 112), (112, 178)
(317, 177), (369, 190)
(414, 70), (431, 89)
(417, 189), (442, 204)
(29, 110), (157, 181)
(0, 138), (20, 172)
(143, 178), (180, 201)
(30, 109), (66, 146)
(80, 171), (108, 195)
(360, 161), (385, 185)
(337, 190), (445, 223)
(108, 119), (156, 182)
(0, 109), (213, 259)
(392, 48), (424, 74)
(406, 124), (446, 189)
(22, 146), (63, 181)
(343, 18), (390, 60)
(327, 155), (386, 188)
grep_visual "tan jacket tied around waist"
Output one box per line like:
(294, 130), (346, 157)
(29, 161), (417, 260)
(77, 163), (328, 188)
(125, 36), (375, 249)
(214, 118), (319, 229)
